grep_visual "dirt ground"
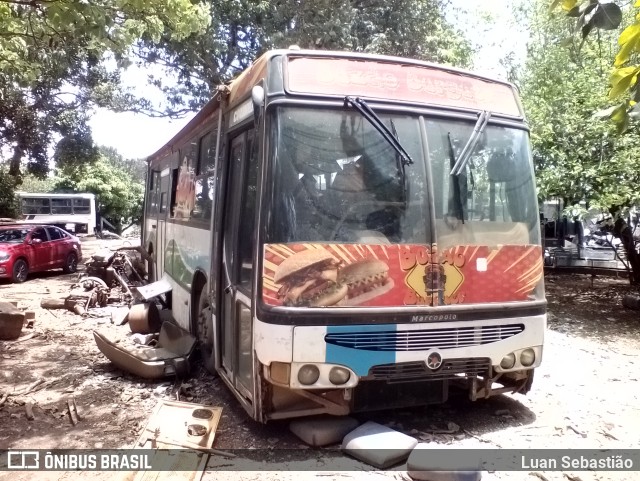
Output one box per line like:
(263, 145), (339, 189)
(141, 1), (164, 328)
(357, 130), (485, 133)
(1, 237), (639, 481)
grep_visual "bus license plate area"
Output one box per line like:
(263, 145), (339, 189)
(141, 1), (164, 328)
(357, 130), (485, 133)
(351, 379), (448, 412)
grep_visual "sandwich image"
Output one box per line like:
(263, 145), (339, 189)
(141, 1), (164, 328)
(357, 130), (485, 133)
(338, 258), (394, 306)
(274, 249), (347, 307)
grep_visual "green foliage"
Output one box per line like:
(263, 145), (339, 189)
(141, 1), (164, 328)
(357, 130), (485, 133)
(0, 0), (210, 179)
(0, 169), (18, 218)
(98, 147), (147, 184)
(19, 174), (56, 194)
(54, 148), (145, 233)
(522, 0), (640, 214)
(550, 0), (640, 131)
(135, 0), (473, 113)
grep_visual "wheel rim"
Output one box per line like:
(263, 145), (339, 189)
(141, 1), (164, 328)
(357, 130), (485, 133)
(15, 262), (27, 281)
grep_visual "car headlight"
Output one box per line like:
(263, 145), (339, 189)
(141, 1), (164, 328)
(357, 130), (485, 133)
(0, 253), (10, 262)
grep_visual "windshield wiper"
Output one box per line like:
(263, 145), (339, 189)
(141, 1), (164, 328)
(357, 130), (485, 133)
(343, 96), (413, 166)
(447, 133), (465, 223)
(449, 110), (491, 176)
(390, 118), (408, 205)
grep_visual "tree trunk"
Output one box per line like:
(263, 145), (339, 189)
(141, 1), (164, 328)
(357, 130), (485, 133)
(613, 218), (640, 285)
(9, 145), (24, 178)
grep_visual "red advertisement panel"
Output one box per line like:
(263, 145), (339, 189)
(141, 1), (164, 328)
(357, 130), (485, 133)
(287, 57), (522, 117)
(262, 243), (542, 308)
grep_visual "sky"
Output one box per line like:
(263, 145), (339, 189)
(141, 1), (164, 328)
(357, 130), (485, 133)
(88, 0), (527, 160)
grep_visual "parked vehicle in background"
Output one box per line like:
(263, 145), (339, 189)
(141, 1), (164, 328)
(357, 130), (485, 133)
(0, 225), (82, 283)
(15, 192), (97, 235)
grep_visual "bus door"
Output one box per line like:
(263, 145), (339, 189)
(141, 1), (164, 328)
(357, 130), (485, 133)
(156, 166), (171, 278)
(220, 130), (258, 401)
(144, 171), (160, 281)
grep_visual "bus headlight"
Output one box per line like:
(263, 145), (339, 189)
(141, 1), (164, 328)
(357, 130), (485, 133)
(520, 348), (536, 367)
(500, 353), (516, 370)
(329, 366), (351, 385)
(297, 364), (320, 385)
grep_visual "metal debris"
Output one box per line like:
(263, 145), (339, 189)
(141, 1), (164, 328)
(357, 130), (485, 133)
(39, 247), (159, 318)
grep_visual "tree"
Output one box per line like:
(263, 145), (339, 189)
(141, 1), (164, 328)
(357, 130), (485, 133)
(133, 0), (473, 114)
(0, 169), (18, 218)
(524, 0), (640, 282)
(54, 148), (145, 233)
(550, 0), (640, 132)
(18, 174), (56, 194)
(0, 0), (210, 181)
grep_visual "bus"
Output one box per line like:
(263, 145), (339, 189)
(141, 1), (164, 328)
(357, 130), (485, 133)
(14, 192), (97, 235)
(142, 48), (545, 422)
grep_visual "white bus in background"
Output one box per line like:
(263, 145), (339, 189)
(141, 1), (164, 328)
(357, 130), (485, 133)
(16, 192), (97, 235)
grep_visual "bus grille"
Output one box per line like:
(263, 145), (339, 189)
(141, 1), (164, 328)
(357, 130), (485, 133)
(369, 358), (491, 382)
(325, 324), (524, 351)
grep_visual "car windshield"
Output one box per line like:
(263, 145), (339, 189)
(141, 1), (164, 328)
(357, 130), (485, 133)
(0, 228), (29, 243)
(265, 106), (539, 247)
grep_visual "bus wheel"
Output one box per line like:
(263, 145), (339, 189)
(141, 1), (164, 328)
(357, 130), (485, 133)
(196, 283), (217, 374)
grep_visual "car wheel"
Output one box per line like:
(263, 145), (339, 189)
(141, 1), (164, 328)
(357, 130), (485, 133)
(12, 259), (29, 283)
(63, 252), (78, 274)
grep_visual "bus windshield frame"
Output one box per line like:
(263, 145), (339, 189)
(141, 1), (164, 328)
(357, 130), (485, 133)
(265, 105), (538, 245)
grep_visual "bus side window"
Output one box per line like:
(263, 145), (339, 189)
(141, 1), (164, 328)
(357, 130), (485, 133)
(169, 168), (179, 217)
(160, 192), (168, 214)
(73, 198), (91, 214)
(146, 171), (159, 215)
(193, 131), (217, 221)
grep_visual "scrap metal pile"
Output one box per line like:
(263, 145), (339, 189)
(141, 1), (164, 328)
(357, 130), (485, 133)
(40, 247), (152, 316)
(38, 245), (197, 380)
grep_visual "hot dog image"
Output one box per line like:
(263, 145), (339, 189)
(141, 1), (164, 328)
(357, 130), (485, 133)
(274, 249), (347, 307)
(338, 258), (394, 306)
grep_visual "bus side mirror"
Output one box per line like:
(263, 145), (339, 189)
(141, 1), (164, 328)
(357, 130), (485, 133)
(252, 85), (264, 119)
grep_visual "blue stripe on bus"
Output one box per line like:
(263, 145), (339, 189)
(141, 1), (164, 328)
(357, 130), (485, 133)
(325, 324), (396, 376)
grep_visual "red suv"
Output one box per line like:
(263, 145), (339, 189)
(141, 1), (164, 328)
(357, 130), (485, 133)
(0, 225), (82, 283)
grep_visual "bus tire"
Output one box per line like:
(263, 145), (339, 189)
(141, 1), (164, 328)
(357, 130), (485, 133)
(63, 252), (78, 274)
(12, 259), (29, 283)
(195, 282), (217, 374)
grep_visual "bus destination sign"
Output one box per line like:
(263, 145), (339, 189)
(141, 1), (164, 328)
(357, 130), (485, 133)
(286, 57), (522, 117)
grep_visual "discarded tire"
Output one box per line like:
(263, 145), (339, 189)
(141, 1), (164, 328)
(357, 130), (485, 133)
(622, 294), (640, 310)
(128, 303), (161, 334)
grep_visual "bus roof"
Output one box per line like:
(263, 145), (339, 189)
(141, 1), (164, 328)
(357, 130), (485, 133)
(16, 192), (96, 199)
(147, 49), (524, 164)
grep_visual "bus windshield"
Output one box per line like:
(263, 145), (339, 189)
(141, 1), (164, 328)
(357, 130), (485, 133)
(266, 106), (539, 247)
